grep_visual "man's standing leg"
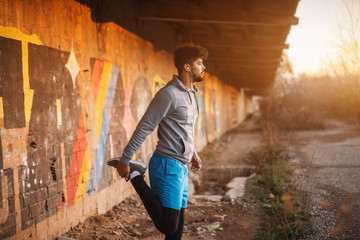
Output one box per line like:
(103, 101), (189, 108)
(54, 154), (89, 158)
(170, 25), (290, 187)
(110, 157), (181, 235)
(130, 175), (169, 232)
(130, 153), (186, 236)
(165, 208), (185, 240)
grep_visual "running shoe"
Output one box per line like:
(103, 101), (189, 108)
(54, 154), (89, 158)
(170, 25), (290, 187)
(107, 157), (147, 175)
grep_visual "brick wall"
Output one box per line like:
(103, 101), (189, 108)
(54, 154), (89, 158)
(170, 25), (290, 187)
(0, 0), (253, 239)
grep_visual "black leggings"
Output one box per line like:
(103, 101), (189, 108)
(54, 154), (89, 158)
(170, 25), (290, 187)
(131, 175), (185, 240)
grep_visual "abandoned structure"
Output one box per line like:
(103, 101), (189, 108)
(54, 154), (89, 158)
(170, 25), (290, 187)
(0, 0), (299, 238)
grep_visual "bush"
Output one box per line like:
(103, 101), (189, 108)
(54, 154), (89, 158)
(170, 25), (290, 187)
(259, 76), (360, 133)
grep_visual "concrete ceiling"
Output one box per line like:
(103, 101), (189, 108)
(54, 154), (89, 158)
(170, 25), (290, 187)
(78, 0), (300, 94)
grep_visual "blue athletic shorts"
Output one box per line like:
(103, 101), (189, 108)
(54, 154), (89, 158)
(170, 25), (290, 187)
(149, 152), (188, 210)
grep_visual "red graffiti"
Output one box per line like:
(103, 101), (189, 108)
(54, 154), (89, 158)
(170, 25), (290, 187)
(91, 59), (104, 101)
(65, 114), (88, 206)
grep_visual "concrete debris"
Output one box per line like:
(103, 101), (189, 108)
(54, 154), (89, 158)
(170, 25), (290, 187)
(268, 193), (275, 199)
(205, 221), (221, 232)
(225, 174), (256, 201)
(57, 237), (77, 240)
(212, 214), (226, 222)
(188, 195), (223, 205)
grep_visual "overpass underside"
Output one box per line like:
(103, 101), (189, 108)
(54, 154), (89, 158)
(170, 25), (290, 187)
(0, 0), (299, 238)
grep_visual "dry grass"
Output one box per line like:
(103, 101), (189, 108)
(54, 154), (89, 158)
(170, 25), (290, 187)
(251, 74), (360, 239)
(259, 76), (360, 134)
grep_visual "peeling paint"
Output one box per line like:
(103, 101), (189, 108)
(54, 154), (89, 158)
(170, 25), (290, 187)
(56, 99), (62, 127)
(0, 97), (3, 119)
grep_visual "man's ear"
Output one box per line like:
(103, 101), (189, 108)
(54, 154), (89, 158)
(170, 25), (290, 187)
(184, 64), (191, 72)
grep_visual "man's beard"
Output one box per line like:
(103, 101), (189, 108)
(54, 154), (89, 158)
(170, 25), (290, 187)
(194, 74), (204, 82)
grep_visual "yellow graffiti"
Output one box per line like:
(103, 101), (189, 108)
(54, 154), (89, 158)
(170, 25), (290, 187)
(56, 99), (62, 127)
(0, 97), (3, 119)
(74, 150), (93, 203)
(95, 62), (112, 141)
(0, 26), (42, 123)
(153, 75), (166, 97)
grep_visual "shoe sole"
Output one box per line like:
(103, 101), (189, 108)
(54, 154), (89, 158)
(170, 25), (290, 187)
(107, 158), (147, 175)
(107, 157), (121, 168)
(129, 160), (147, 175)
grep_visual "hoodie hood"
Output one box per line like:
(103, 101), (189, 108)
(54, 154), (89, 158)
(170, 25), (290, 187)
(168, 74), (198, 93)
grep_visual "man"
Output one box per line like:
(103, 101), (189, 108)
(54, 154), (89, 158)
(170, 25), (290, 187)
(108, 44), (208, 239)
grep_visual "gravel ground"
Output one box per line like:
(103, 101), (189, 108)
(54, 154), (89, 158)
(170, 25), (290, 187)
(288, 121), (360, 240)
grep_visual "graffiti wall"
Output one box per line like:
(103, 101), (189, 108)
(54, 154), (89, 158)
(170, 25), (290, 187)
(0, 0), (252, 239)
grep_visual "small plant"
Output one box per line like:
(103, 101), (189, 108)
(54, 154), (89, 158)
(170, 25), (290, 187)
(248, 145), (287, 167)
(245, 145), (310, 239)
(261, 158), (292, 195)
(91, 215), (108, 225)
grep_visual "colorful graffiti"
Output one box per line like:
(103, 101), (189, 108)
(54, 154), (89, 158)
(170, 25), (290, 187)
(204, 81), (221, 137)
(195, 88), (208, 140)
(130, 77), (152, 162)
(65, 59), (121, 205)
(66, 114), (88, 206)
(0, 26), (83, 235)
(122, 89), (134, 140)
(131, 76), (152, 123)
(0, 26), (42, 126)
(0, 26), (151, 236)
(23, 41), (81, 229)
(90, 59), (119, 190)
(0, 26), (44, 237)
(0, 23), (251, 239)
(153, 75), (166, 97)
(230, 90), (239, 125)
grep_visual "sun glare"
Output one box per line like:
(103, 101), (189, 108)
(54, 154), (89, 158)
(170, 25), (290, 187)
(285, 0), (360, 76)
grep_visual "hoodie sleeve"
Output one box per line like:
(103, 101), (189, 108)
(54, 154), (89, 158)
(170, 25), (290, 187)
(120, 89), (173, 165)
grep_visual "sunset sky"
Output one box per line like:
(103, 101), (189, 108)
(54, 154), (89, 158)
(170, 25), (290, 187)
(285, 0), (360, 76)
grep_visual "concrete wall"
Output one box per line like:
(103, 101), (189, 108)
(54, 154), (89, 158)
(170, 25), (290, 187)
(0, 0), (253, 239)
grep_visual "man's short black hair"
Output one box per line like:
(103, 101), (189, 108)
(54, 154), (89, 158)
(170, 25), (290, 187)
(174, 44), (208, 73)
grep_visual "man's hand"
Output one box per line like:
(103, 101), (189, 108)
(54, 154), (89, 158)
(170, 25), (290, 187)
(116, 161), (130, 181)
(191, 153), (202, 171)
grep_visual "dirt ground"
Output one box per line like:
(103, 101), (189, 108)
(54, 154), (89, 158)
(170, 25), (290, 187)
(59, 119), (262, 240)
(58, 119), (360, 240)
(59, 195), (259, 240)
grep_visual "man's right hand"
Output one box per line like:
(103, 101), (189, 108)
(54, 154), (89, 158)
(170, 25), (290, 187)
(116, 161), (130, 181)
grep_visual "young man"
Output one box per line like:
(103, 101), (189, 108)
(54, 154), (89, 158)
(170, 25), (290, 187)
(109, 44), (208, 239)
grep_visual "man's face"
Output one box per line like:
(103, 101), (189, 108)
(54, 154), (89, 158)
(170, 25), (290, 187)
(191, 58), (206, 82)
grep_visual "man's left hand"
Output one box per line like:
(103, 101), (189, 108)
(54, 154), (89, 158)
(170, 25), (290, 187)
(191, 154), (202, 171)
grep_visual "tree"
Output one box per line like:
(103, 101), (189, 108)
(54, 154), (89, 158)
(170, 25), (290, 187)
(329, 0), (360, 82)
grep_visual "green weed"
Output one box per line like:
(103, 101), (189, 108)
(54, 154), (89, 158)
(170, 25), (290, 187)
(245, 146), (310, 240)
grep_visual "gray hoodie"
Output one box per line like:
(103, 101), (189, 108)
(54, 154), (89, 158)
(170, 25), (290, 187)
(120, 74), (199, 165)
